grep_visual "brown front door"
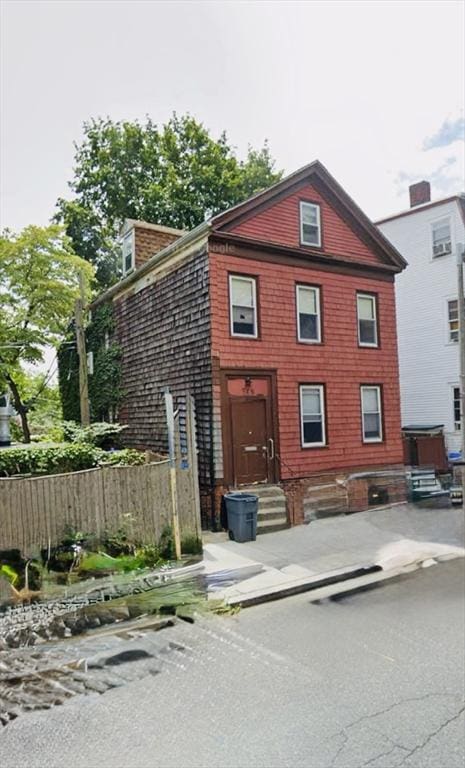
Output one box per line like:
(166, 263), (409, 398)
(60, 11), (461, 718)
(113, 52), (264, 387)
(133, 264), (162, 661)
(231, 398), (269, 484)
(222, 372), (277, 486)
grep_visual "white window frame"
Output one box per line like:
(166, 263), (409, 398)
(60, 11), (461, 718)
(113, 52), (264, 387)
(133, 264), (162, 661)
(431, 217), (452, 258)
(300, 384), (326, 448)
(453, 386), (461, 431)
(229, 275), (258, 339)
(357, 293), (378, 347)
(447, 298), (459, 344)
(360, 385), (383, 443)
(296, 285), (321, 343)
(121, 229), (135, 276)
(300, 201), (322, 248)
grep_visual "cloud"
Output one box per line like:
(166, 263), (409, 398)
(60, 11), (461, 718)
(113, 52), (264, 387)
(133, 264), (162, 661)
(395, 156), (462, 198)
(423, 117), (465, 150)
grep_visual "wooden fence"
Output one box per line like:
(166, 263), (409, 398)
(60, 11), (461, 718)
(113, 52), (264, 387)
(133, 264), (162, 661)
(0, 394), (201, 555)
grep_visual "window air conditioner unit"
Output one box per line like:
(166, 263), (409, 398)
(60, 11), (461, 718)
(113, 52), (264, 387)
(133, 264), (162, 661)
(433, 243), (445, 256)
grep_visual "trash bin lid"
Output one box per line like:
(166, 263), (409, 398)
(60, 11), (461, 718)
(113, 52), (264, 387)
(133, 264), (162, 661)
(224, 492), (258, 502)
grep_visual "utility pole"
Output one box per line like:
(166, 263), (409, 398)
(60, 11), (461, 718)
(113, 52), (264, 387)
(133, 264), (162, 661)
(75, 271), (90, 426)
(164, 389), (182, 559)
(456, 243), (465, 501)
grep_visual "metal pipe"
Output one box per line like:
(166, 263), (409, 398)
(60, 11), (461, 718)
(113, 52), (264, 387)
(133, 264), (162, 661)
(456, 242), (465, 501)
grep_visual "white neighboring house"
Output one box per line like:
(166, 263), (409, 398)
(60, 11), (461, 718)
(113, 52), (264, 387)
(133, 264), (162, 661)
(377, 181), (465, 454)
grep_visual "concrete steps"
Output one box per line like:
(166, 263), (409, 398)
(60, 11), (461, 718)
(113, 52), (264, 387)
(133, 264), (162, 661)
(303, 480), (348, 522)
(238, 484), (289, 534)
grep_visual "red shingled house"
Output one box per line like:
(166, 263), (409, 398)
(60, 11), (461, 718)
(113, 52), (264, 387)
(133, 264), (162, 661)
(93, 161), (407, 529)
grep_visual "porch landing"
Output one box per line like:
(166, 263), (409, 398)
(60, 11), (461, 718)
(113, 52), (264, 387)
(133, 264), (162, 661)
(237, 484), (289, 534)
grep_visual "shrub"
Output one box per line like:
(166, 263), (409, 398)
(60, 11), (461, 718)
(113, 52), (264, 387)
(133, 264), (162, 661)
(62, 420), (127, 449)
(0, 443), (98, 477)
(0, 444), (145, 477)
(181, 534), (203, 556)
(97, 448), (146, 467)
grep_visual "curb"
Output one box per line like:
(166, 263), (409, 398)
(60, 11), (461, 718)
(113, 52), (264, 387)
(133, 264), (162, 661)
(227, 563), (382, 608)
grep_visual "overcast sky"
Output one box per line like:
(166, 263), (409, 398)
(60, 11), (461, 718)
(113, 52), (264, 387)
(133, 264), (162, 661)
(1, 0), (464, 235)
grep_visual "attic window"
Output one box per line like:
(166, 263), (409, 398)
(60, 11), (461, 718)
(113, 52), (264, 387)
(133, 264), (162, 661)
(300, 202), (321, 247)
(432, 218), (452, 258)
(122, 230), (135, 275)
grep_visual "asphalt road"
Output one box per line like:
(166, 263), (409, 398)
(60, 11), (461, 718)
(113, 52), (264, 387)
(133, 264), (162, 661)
(1, 559), (464, 768)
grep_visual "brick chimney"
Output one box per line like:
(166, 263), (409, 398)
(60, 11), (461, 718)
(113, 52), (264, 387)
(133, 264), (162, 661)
(132, 221), (185, 268)
(121, 220), (185, 274)
(409, 181), (431, 208)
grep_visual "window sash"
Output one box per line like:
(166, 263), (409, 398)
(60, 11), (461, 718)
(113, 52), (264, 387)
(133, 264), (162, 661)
(448, 300), (459, 343)
(296, 285), (321, 342)
(432, 218), (452, 255)
(361, 386), (382, 442)
(122, 231), (134, 275)
(300, 385), (326, 447)
(357, 294), (378, 346)
(453, 387), (461, 430)
(300, 202), (321, 247)
(229, 275), (258, 338)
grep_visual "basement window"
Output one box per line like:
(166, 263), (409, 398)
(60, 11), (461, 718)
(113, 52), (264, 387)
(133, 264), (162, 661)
(432, 218), (452, 257)
(300, 202), (321, 247)
(300, 384), (326, 447)
(229, 275), (258, 338)
(122, 229), (135, 275)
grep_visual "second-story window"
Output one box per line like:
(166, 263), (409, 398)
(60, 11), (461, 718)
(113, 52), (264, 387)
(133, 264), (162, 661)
(300, 202), (321, 247)
(432, 218), (452, 257)
(229, 275), (258, 338)
(296, 285), (321, 343)
(448, 300), (459, 343)
(357, 293), (378, 347)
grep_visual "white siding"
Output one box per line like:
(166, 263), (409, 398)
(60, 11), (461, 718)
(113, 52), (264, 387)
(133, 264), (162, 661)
(378, 199), (465, 452)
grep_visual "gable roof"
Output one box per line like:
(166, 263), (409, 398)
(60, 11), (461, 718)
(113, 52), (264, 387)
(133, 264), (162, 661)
(211, 160), (407, 271)
(375, 193), (465, 226)
(93, 160), (407, 308)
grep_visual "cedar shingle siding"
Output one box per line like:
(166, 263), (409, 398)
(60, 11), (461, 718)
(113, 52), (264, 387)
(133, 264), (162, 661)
(114, 247), (212, 486)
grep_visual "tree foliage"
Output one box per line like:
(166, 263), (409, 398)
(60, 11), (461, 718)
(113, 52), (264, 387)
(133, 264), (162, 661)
(0, 224), (94, 442)
(59, 302), (122, 423)
(56, 114), (282, 287)
(8, 371), (62, 443)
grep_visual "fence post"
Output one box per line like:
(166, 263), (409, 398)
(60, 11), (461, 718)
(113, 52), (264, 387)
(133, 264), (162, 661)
(164, 389), (182, 559)
(186, 393), (202, 540)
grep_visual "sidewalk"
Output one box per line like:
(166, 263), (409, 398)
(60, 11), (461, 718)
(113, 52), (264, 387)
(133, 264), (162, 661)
(202, 502), (465, 606)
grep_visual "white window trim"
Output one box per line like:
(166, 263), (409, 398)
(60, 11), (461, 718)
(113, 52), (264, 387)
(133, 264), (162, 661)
(360, 385), (383, 443)
(431, 216), (452, 259)
(300, 201), (322, 248)
(122, 229), (135, 276)
(296, 285), (321, 343)
(229, 275), (258, 339)
(446, 297), (459, 345)
(452, 384), (461, 431)
(300, 384), (326, 448)
(357, 293), (378, 348)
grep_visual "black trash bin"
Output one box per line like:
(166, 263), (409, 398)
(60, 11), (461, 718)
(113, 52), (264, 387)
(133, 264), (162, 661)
(224, 492), (258, 542)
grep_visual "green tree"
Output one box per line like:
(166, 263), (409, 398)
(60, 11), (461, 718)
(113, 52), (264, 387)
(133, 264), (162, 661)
(0, 225), (94, 442)
(56, 114), (282, 287)
(7, 370), (63, 443)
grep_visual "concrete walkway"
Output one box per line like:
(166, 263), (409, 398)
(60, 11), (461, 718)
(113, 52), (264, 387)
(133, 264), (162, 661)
(203, 501), (465, 605)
